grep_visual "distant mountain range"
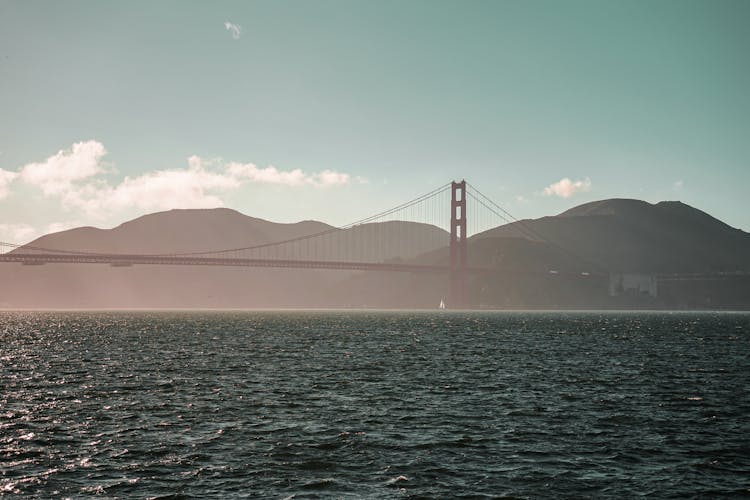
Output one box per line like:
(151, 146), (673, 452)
(2, 199), (748, 309)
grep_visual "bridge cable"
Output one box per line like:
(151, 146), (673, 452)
(466, 183), (608, 275)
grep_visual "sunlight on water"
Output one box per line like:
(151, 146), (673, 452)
(1, 311), (749, 497)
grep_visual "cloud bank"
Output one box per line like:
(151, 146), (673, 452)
(543, 177), (591, 198)
(224, 160), (349, 188)
(7, 140), (352, 217)
(20, 141), (107, 196)
(0, 223), (36, 243)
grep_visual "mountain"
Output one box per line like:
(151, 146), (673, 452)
(473, 199), (750, 273)
(1, 199), (748, 309)
(1, 208), (447, 309)
(18, 208), (448, 263)
(20, 208), (335, 254)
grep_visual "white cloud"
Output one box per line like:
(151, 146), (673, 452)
(225, 161), (350, 187)
(0, 223), (37, 244)
(673, 180), (684, 191)
(313, 169), (350, 187)
(226, 162), (308, 186)
(10, 141), (352, 217)
(515, 195), (529, 203)
(224, 21), (242, 40)
(20, 140), (107, 195)
(543, 177), (591, 198)
(0, 141), (357, 242)
(91, 163), (240, 212)
(0, 168), (18, 199)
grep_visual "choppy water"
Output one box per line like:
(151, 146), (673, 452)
(1, 311), (749, 498)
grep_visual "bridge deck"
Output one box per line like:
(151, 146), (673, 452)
(0, 253), (455, 273)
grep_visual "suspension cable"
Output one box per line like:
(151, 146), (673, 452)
(467, 183), (607, 273)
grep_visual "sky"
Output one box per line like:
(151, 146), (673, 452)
(1, 0), (749, 244)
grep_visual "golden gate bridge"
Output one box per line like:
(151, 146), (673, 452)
(0, 180), (605, 308)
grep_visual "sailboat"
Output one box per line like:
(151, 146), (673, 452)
(438, 299), (446, 310)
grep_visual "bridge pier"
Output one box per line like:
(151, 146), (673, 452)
(450, 180), (468, 308)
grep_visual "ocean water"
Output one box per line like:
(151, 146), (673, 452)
(1, 311), (749, 498)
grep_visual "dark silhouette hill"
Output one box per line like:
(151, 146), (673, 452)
(472, 199), (750, 274)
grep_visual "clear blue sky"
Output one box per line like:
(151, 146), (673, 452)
(1, 0), (748, 243)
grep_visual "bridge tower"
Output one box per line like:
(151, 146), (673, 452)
(450, 180), (468, 308)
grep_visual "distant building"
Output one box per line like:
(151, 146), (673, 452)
(608, 273), (658, 298)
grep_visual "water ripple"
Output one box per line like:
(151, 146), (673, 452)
(1, 311), (749, 497)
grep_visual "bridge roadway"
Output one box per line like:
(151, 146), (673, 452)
(0, 252), (462, 273)
(4, 253), (744, 281)
(4, 252), (598, 276)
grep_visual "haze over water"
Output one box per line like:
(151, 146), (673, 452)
(2, 311), (749, 497)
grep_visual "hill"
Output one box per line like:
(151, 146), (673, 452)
(1, 199), (748, 309)
(473, 199), (750, 273)
(1, 208), (447, 308)
(20, 208), (335, 254)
